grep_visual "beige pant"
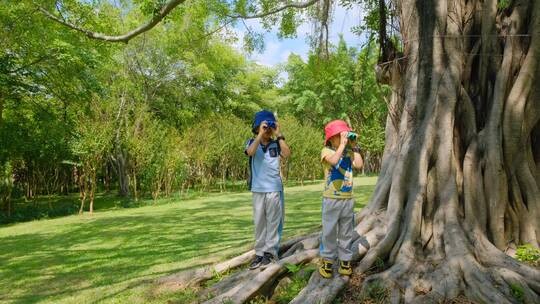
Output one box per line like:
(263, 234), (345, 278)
(320, 197), (355, 261)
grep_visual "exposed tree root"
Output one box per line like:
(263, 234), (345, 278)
(198, 268), (254, 299)
(288, 225), (386, 304)
(155, 234), (311, 291)
(203, 249), (319, 304)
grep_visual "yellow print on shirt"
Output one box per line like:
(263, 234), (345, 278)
(321, 147), (354, 199)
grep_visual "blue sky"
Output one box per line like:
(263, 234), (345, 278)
(231, 3), (368, 67)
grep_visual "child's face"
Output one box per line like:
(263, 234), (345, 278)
(329, 135), (340, 148)
(257, 126), (272, 139)
(262, 129), (272, 138)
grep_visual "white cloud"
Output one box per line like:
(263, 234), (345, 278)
(280, 50), (292, 62)
(251, 40), (281, 66)
(329, 4), (367, 47)
(243, 18), (266, 32)
(229, 2), (368, 67)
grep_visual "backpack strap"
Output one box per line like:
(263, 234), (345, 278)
(276, 139), (281, 155)
(246, 138), (255, 190)
(271, 139), (281, 156)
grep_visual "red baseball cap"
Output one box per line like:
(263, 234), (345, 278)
(324, 120), (352, 145)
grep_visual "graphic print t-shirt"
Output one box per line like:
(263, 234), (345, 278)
(321, 147), (354, 199)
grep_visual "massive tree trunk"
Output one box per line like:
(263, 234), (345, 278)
(155, 0), (540, 302)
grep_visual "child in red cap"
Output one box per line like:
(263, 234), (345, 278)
(319, 120), (363, 278)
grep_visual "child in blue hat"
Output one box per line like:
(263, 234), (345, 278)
(245, 110), (291, 269)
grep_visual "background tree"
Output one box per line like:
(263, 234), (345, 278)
(283, 36), (388, 172)
(70, 100), (113, 214)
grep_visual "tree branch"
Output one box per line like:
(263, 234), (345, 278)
(7, 56), (48, 74)
(37, 0), (319, 43)
(227, 0), (319, 19)
(36, 0), (187, 43)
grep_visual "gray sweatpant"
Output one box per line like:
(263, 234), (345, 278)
(252, 192), (284, 257)
(320, 197), (355, 261)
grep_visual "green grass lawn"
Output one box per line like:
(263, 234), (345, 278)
(4, 178), (333, 224)
(0, 176), (377, 304)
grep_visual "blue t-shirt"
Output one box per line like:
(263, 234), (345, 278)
(245, 139), (283, 192)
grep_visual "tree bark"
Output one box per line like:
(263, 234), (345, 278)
(0, 95), (3, 128)
(77, 168), (87, 215)
(111, 150), (130, 197)
(89, 166), (96, 214)
(111, 93), (130, 197)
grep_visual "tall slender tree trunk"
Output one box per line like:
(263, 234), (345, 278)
(0, 96), (3, 128)
(111, 92), (130, 197)
(132, 172), (138, 201)
(89, 167), (95, 214)
(104, 163), (111, 193)
(78, 174), (86, 214)
(111, 150), (130, 197)
(6, 199), (11, 218)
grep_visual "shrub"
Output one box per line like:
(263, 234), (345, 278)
(180, 114), (251, 191)
(278, 115), (323, 184)
(515, 244), (540, 267)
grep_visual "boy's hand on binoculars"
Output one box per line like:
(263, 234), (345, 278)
(258, 121), (268, 134)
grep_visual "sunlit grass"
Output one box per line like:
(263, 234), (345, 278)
(0, 176), (377, 304)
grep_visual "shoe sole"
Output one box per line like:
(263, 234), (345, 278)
(319, 269), (333, 279)
(249, 264), (262, 270)
(259, 261), (275, 270)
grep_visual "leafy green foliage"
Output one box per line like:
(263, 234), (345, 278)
(70, 100), (113, 166)
(283, 36), (388, 159)
(361, 279), (389, 303)
(179, 114), (324, 190)
(284, 262), (302, 273)
(273, 263), (317, 303)
(515, 244), (540, 267)
(180, 114), (252, 190)
(510, 283), (525, 304)
(0, 202), (79, 225)
(0, 162), (14, 210)
(279, 115), (324, 182)
(498, 0), (513, 9)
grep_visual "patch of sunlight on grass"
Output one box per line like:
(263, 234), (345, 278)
(0, 176), (378, 304)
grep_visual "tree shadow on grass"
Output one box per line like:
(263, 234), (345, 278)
(0, 210), (253, 303)
(0, 182), (374, 303)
